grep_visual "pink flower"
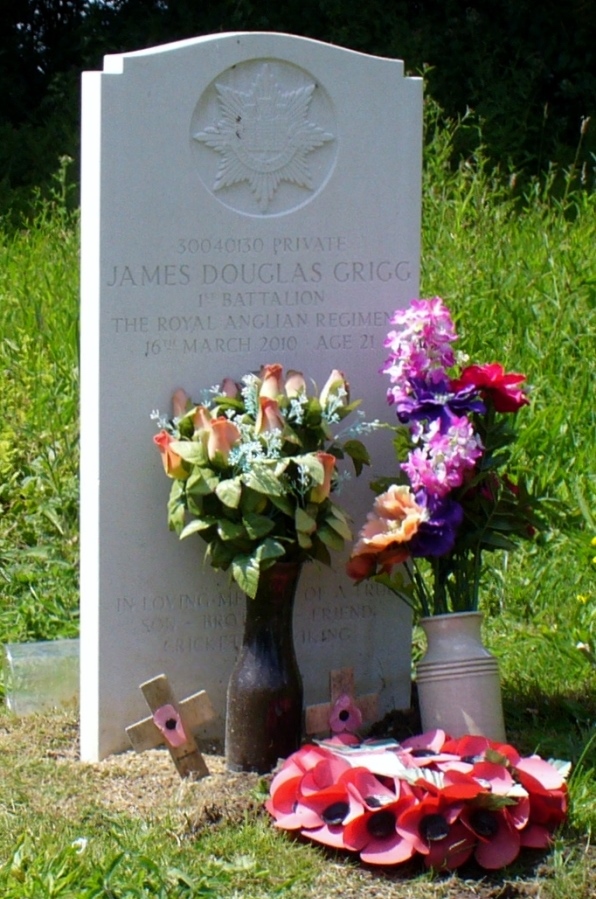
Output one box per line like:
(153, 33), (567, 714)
(171, 388), (190, 419)
(220, 377), (240, 398)
(152, 703), (187, 748)
(453, 363), (529, 413)
(259, 363), (284, 399)
(319, 369), (349, 407)
(329, 694), (363, 734)
(284, 369), (307, 397)
(383, 297), (457, 385)
(192, 404), (212, 432)
(309, 452), (336, 503)
(153, 430), (188, 480)
(206, 417), (241, 464)
(255, 396), (285, 434)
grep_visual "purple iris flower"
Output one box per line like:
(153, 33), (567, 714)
(392, 378), (485, 428)
(408, 492), (464, 557)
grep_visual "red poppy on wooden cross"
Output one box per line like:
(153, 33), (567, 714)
(126, 674), (215, 778)
(305, 667), (379, 737)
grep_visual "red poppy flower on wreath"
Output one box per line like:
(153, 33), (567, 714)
(397, 791), (475, 870)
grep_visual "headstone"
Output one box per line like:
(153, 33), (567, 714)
(80, 32), (422, 761)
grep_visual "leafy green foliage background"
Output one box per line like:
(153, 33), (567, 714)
(1, 0), (595, 217)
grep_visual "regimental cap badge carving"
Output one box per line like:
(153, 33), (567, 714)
(193, 64), (335, 214)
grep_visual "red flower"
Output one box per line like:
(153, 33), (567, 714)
(397, 791), (475, 869)
(343, 783), (418, 865)
(453, 363), (529, 413)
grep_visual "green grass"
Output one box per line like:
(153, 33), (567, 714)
(0, 112), (595, 896)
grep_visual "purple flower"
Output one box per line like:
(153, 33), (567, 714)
(401, 415), (483, 497)
(389, 378), (486, 427)
(382, 298), (458, 386)
(409, 493), (464, 557)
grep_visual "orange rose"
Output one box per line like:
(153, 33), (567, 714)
(153, 430), (188, 480)
(259, 363), (284, 399)
(309, 452), (336, 503)
(192, 404), (212, 433)
(284, 369), (307, 397)
(206, 417), (241, 464)
(255, 396), (285, 434)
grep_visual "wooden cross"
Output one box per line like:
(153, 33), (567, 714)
(126, 674), (215, 778)
(305, 667), (379, 737)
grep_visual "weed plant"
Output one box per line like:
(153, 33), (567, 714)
(0, 111), (594, 896)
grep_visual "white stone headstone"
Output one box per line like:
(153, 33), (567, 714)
(80, 32), (423, 760)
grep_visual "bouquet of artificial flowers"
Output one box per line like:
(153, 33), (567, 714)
(153, 365), (372, 597)
(348, 297), (544, 616)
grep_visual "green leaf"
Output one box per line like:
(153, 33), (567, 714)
(325, 510), (352, 541)
(255, 538), (286, 563)
(297, 530), (313, 549)
(317, 523), (345, 551)
(217, 519), (248, 542)
(295, 506), (317, 535)
(215, 477), (242, 508)
(243, 512), (275, 540)
(170, 440), (207, 466)
(232, 555), (260, 598)
(268, 493), (295, 516)
(186, 467), (218, 497)
(342, 439), (371, 476)
(242, 465), (283, 496)
(167, 481), (186, 534)
(179, 518), (215, 539)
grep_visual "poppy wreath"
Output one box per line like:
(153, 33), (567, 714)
(265, 730), (569, 871)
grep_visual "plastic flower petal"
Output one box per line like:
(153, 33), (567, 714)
(255, 396), (286, 434)
(259, 363), (284, 398)
(284, 369), (307, 397)
(349, 485), (427, 564)
(206, 417), (241, 464)
(453, 363), (529, 413)
(153, 430), (188, 479)
(152, 704), (187, 747)
(309, 452), (336, 503)
(343, 792), (418, 865)
(461, 806), (522, 870)
(329, 694), (363, 734)
(171, 387), (191, 419)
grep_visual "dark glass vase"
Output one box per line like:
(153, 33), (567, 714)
(225, 561), (303, 773)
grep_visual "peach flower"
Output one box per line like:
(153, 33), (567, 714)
(255, 396), (286, 434)
(153, 430), (188, 479)
(350, 485), (426, 564)
(284, 369), (307, 397)
(206, 417), (241, 464)
(171, 388), (190, 419)
(192, 404), (212, 433)
(309, 452), (336, 503)
(319, 369), (348, 407)
(259, 363), (284, 398)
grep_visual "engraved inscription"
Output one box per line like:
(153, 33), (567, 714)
(194, 65), (334, 212)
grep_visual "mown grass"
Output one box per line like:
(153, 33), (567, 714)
(0, 110), (595, 895)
